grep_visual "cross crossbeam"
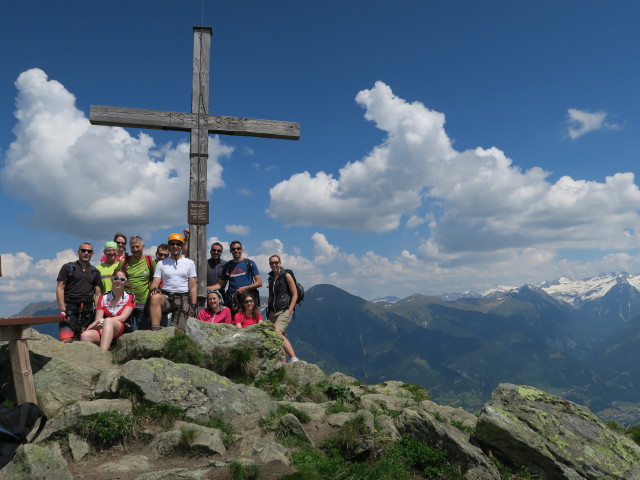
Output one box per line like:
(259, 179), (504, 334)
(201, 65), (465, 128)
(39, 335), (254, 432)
(90, 106), (300, 140)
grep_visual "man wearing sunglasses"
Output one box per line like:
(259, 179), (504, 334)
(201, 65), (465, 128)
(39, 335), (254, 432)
(206, 242), (227, 292)
(155, 244), (170, 263)
(56, 243), (101, 343)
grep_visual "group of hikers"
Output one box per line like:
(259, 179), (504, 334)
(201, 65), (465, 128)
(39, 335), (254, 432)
(55, 230), (300, 362)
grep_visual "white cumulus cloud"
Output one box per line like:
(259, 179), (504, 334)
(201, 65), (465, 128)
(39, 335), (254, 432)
(0, 69), (234, 240)
(268, 81), (640, 262)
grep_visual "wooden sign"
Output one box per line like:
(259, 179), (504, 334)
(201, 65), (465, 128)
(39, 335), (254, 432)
(188, 200), (209, 225)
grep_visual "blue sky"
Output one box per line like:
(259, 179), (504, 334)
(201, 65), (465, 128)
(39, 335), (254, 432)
(2, 1), (640, 316)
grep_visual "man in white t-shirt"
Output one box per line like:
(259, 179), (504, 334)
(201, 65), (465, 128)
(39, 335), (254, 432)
(148, 233), (197, 333)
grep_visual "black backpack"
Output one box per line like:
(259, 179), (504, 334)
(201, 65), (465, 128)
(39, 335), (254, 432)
(284, 269), (305, 305)
(0, 403), (47, 469)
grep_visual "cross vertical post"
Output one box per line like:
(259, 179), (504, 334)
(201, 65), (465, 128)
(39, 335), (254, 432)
(190, 27), (211, 299)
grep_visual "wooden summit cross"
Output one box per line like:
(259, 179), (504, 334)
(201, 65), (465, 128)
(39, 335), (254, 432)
(90, 27), (300, 297)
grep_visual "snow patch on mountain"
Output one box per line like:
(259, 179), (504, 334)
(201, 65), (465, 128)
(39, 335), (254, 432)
(537, 272), (635, 306)
(437, 272), (640, 306)
(480, 285), (518, 297)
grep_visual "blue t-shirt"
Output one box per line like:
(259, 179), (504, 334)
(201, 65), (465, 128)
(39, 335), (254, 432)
(222, 259), (259, 302)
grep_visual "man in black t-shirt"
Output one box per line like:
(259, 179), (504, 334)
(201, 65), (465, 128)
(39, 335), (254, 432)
(206, 242), (227, 290)
(56, 243), (101, 342)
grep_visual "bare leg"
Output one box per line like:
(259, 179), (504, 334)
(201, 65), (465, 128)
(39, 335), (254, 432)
(149, 293), (163, 329)
(80, 329), (100, 346)
(99, 318), (122, 350)
(275, 329), (296, 361)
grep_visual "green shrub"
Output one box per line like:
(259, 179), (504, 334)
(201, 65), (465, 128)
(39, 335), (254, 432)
(625, 424), (640, 445)
(132, 401), (185, 429)
(321, 382), (356, 404)
(230, 345), (257, 373)
(279, 404), (312, 424)
(117, 379), (144, 402)
(299, 383), (329, 403)
(260, 404), (312, 432)
(491, 457), (512, 480)
(74, 411), (134, 449)
(605, 419), (623, 432)
(326, 402), (356, 415)
(332, 415), (372, 458)
(230, 461), (260, 480)
(450, 419), (474, 434)
(286, 434), (461, 480)
(255, 368), (299, 400)
(162, 332), (204, 366)
(401, 383), (430, 403)
(180, 426), (198, 446)
(200, 413), (236, 446)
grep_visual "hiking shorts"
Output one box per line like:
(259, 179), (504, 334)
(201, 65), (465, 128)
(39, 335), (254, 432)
(160, 291), (190, 331)
(268, 310), (293, 333)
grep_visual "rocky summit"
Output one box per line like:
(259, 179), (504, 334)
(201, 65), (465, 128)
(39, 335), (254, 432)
(1, 319), (639, 480)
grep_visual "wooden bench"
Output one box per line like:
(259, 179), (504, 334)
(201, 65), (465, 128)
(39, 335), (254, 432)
(0, 316), (61, 405)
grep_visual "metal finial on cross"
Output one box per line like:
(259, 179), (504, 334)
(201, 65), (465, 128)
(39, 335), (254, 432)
(89, 27), (300, 299)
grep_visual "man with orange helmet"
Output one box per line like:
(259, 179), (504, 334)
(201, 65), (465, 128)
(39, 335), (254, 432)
(148, 233), (197, 332)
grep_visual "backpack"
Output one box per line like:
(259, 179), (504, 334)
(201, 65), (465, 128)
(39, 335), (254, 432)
(66, 262), (100, 283)
(284, 269), (305, 305)
(0, 403), (47, 469)
(121, 255), (154, 283)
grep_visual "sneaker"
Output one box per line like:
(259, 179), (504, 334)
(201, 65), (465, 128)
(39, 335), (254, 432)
(290, 357), (300, 363)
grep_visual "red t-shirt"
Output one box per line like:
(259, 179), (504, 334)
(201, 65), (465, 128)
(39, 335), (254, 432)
(234, 312), (263, 328)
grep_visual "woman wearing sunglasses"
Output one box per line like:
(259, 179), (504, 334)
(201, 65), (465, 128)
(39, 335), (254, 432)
(234, 292), (263, 328)
(267, 255), (299, 362)
(197, 290), (232, 324)
(81, 268), (135, 350)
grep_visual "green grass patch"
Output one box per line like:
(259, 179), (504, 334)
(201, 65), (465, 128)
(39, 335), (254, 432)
(255, 368), (300, 400)
(450, 419), (474, 434)
(332, 415), (372, 459)
(401, 383), (430, 403)
(491, 457), (512, 480)
(230, 461), (261, 480)
(327, 402), (356, 415)
(287, 434), (461, 480)
(209, 343), (260, 382)
(199, 413), (236, 446)
(74, 411), (134, 449)
(132, 401), (185, 429)
(605, 419), (624, 432)
(625, 424), (640, 445)
(117, 379), (144, 402)
(260, 404), (312, 431)
(180, 426), (198, 446)
(321, 382), (356, 404)
(162, 332), (204, 366)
